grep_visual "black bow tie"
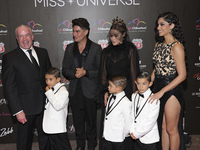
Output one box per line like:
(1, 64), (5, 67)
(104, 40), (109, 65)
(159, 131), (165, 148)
(52, 87), (54, 91)
(138, 93), (144, 98)
(110, 94), (116, 100)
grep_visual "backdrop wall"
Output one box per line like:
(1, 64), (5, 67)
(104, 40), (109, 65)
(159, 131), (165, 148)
(0, 0), (200, 143)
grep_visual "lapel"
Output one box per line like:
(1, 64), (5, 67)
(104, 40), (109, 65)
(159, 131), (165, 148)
(106, 91), (126, 116)
(73, 43), (79, 68)
(82, 39), (91, 68)
(34, 47), (42, 76)
(73, 40), (91, 68)
(134, 89), (152, 118)
(134, 94), (140, 115)
(16, 47), (40, 77)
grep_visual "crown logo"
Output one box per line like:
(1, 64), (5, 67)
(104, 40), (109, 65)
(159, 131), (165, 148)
(112, 17), (126, 27)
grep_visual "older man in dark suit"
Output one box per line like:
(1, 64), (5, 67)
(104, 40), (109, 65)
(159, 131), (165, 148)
(62, 18), (102, 150)
(2, 24), (51, 150)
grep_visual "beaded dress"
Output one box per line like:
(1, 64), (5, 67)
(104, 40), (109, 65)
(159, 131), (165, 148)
(152, 41), (185, 150)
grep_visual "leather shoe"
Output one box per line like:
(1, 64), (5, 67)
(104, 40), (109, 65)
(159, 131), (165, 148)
(76, 147), (84, 150)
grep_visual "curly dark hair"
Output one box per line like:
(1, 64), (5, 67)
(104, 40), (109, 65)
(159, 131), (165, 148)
(154, 12), (185, 48)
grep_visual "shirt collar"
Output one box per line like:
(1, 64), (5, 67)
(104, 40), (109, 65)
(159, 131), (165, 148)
(20, 46), (34, 52)
(115, 91), (125, 98)
(53, 82), (61, 91)
(139, 88), (151, 98)
(75, 38), (91, 54)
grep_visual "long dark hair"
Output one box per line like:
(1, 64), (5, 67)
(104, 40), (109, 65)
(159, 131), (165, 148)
(155, 12), (185, 48)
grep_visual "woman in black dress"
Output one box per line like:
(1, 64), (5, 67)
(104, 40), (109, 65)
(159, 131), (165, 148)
(97, 17), (140, 150)
(149, 12), (186, 150)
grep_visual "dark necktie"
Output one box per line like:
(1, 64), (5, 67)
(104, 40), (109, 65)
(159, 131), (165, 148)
(27, 49), (40, 72)
(107, 94), (116, 115)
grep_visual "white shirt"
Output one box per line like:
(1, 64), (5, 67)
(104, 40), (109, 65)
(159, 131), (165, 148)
(20, 46), (40, 65)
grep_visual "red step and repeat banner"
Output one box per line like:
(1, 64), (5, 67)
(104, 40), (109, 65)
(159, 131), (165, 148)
(0, 0), (200, 143)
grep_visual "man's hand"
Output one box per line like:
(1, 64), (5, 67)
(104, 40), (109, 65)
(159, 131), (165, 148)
(75, 67), (86, 78)
(16, 111), (27, 124)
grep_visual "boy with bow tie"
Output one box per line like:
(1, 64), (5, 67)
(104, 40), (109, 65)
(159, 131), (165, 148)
(130, 71), (160, 150)
(43, 67), (72, 150)
(102, 75), (132, 150)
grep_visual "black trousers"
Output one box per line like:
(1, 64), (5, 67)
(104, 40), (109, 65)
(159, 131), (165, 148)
(17, 112), (49, 150)
(70, 87), (97, 149)
(136, 140), (157, 150)
(102, 138), (124, 150)
(49, 132), (72, 150)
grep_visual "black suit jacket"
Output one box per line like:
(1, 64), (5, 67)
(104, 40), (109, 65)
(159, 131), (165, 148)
(62, 40), (102, 99)
(2, 46), (52, 115)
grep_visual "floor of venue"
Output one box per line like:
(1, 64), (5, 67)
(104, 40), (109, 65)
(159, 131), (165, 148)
(0, 135), (199, 150)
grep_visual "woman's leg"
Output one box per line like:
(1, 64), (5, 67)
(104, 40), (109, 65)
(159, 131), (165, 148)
(162, 95), (181, 150)
(161, 114), (169, 150)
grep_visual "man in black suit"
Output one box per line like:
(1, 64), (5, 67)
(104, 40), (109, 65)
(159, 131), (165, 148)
(2, 24), (51, 150)
(62, 18), (102, 150)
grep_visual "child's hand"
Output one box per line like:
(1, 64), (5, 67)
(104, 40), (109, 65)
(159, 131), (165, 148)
(45, 86), (51, 91)
(130, 133), (137, 140)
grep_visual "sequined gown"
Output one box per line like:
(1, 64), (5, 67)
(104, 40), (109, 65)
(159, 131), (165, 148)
(152, 41), (185, 150)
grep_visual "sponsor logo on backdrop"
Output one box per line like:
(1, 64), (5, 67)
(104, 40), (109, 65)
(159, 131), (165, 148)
(192, 88), (200, 98)
(0, 127), (14, 137)
(93, 19), (111, 33)
(132, 39), (143, 49)
(0, 42), (5, 53)
(0, 112), (11, 116)
(98, 39), (108, 49)
(196, 19), (200, 30)
(194, 56), (200, 67)
(34, 41), (40, 47)
(139, 60), (146, 69)
(68, 125), (75, 133)
(63, 40), (73, 50)
(27, 21), (43, 34)
(0, 99), (6, 105)
(58, 20), (73, 34)
(0, 24), (8, 35)
(34, 0), (140, 7)
(193, 72), (200, 80)
(128, 18), (147, 32)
